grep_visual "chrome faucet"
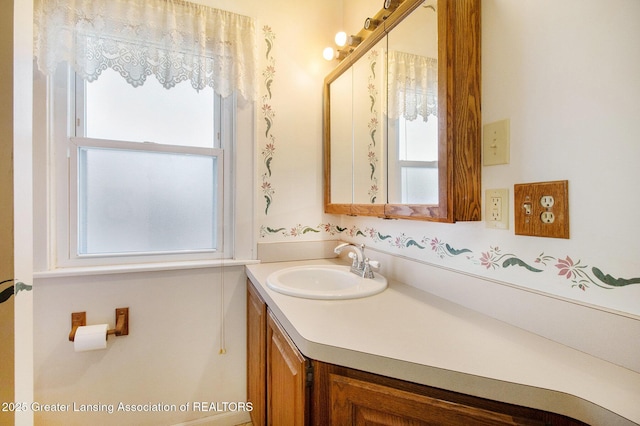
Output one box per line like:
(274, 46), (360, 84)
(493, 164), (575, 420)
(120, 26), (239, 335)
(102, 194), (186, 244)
(334, 243), (378, 278)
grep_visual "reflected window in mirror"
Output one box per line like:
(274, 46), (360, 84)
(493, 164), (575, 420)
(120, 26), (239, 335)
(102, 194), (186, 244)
(387, 1), (439, 206)
(390, 115), (438, 204)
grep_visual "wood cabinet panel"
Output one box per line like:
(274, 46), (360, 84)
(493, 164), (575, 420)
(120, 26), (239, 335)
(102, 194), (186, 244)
(247, 281), (267, 426)
(313, 361), (586, 426)
(329, 373), (539, 425)
(267, 310), (309, 426)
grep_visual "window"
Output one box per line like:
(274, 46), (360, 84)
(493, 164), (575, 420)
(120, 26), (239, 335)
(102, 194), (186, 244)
(34, 0), (256, 270)
(53, 67), (234, 267)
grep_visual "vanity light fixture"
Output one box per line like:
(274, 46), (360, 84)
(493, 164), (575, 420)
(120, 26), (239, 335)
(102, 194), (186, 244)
(336, 49), (350, 60)
(323, 46), (336, 61)
(364, 17), (380, 31)
(323, 46), (352, 61)
(347, 35), (362, 47)
(383, 0), (401, 10)
(325, 0), (400, 62)
(324, 32), (362, 61)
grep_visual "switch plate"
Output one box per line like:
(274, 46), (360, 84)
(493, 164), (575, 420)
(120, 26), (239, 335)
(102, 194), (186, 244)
(485, 188), (509, 229)
(514, 180), (569, 238)
(483, 119), (510, 166)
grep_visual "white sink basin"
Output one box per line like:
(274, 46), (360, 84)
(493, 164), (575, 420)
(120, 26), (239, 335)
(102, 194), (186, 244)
(266, 265), (387, 300)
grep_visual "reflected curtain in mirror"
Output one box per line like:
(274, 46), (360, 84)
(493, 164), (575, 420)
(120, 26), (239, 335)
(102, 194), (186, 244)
(387, 51), (438, 122)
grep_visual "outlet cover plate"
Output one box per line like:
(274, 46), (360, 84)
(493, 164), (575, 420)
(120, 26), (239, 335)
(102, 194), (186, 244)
(485, 188), (509, 229)
(514, 180), (569, 239)
(483, 119), (510, 166)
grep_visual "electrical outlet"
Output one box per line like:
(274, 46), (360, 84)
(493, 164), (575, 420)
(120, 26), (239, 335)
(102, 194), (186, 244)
(540, 195), (555, 208)
(485, 188), (509, 229)
(514, 180), (569, 238)
(540, 211), (555, 223)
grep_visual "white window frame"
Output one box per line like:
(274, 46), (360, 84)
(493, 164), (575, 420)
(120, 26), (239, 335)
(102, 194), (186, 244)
(51, 66), (236, 268)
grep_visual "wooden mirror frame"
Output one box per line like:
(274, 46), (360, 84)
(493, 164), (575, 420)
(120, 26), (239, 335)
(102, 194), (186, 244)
(323, 0), (481, 222)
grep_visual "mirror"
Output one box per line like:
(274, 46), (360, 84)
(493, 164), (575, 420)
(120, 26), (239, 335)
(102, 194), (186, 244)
(324, 0), (481, 222)
(329, 67), (353, 205)
(387, 2), (438, 205)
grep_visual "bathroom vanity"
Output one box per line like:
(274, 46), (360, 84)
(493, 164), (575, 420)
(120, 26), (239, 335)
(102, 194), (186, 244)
(246, 260), (639, 425)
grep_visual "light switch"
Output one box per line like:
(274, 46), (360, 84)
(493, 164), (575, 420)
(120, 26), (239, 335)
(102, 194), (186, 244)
(483, 119), (510, 166)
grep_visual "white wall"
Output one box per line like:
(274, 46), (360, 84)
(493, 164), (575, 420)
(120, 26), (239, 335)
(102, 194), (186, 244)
(34, 267), (248, 426)
(260, 0), (640, 316)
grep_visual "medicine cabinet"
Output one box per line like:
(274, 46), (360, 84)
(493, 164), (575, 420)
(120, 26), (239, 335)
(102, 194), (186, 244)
(323, 0), (481, 222)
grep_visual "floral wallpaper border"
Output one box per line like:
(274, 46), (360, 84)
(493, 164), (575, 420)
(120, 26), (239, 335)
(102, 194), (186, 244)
(260, 26), (277, 215)
(260, 223), (640, 292)
(366, 49), (380, 204)
(0, 279), (32, 305)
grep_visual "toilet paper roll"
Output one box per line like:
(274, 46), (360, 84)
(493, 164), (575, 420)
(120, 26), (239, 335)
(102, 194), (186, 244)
(74, 324), (108, 352)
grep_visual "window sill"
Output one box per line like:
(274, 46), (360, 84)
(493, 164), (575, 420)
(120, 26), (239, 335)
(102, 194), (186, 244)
(33, 259), (260, 279)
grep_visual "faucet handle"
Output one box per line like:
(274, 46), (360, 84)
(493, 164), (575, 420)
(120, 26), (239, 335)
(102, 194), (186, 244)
(347, 252), (360, 269)
(362, 258), (379, 278)
(367, 259), (380, 269)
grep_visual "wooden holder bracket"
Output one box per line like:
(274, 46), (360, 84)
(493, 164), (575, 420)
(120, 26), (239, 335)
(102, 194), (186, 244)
(69, 307), (129, 342)
(108, 307), (129, 337)
(68, 311), (86, 342)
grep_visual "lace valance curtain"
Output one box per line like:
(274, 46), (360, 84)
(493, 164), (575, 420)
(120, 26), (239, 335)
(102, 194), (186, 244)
(387, 50), (438, 121)
(34, 0), (257, 100)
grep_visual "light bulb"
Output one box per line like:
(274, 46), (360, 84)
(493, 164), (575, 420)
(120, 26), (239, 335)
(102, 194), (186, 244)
(334, 31), (347, 47)
(364, 17), (380, 31)
(323, 47), (335, 61)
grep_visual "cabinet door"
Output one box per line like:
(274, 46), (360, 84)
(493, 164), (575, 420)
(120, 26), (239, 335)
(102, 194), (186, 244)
(247, 281), (267, 426)
(329, 374), (537, 426)
(267, 310), (309, 426)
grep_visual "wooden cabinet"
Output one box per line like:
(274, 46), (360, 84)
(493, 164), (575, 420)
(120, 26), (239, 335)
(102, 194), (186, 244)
(247, 280), (310, 425)
(312, 363), (561, 426)
(326, 374), (522, 425)
(247, 281), (267, 426)
(266, 310), (310, 426)
(248, 280), (586, 426)
(313, 363), (588, 426)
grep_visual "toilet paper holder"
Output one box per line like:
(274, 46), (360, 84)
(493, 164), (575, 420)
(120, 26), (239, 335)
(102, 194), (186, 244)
(69, 307), (129, 342)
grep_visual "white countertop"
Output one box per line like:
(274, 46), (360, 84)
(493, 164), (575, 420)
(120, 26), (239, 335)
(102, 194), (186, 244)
(246, 259), (640, 426)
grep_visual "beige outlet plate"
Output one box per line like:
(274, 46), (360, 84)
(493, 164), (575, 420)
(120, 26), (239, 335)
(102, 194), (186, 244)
(514, 180), (569, 239)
